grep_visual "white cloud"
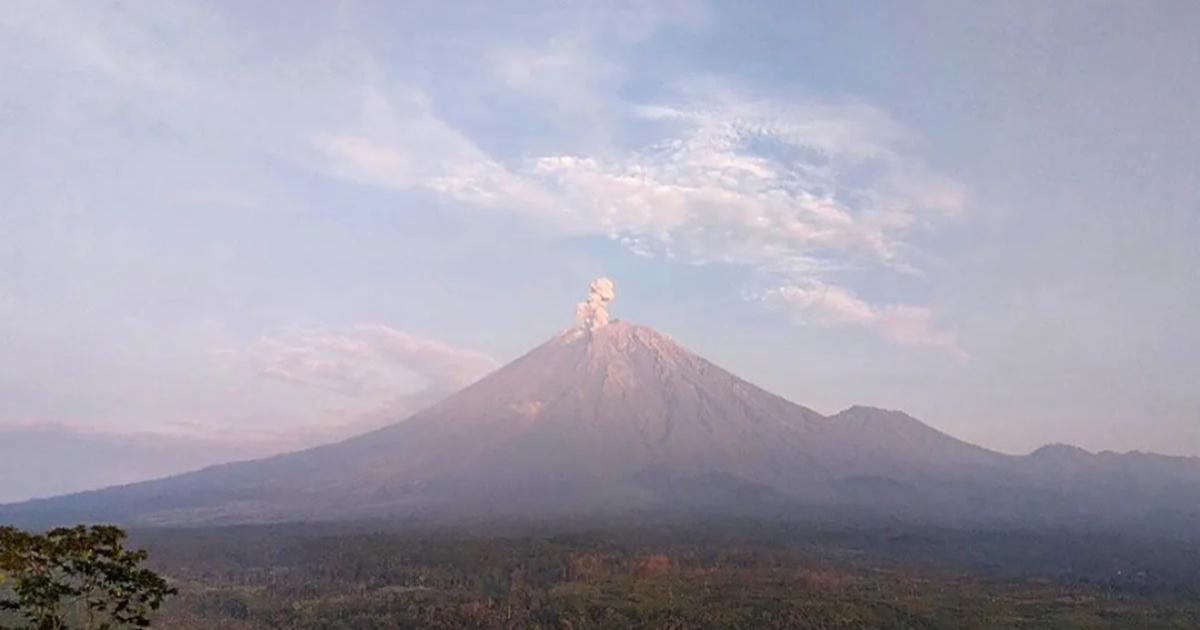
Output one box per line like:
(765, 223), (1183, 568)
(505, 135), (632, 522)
(6, 0), (967, 359)
(538, 87), (968, 270)
(217, 325), (497, 435)
(352, 324), (499, 389)
(228, 324), (496, 400)
(311, 82), (968, 356)
(312, 88), (561, 216)
(761, 283), (965, 360)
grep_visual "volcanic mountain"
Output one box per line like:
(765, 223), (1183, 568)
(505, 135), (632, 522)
(4, 294), (1200, 528)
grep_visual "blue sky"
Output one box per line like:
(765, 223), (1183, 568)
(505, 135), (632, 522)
(2, 0), (1198, 460)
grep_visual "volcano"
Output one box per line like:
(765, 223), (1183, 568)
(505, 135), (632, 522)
(4, 282), (1200, 528)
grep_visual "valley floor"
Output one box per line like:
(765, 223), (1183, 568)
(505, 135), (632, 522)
(133, 517), (1200, 629)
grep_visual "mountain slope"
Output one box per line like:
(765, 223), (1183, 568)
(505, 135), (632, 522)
(3, 320), (1199, 528)
(1, 322), (829, 524)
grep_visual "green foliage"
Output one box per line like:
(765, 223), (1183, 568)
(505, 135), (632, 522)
(132, 521), (1200, 629)
(0, 525), (175, 630)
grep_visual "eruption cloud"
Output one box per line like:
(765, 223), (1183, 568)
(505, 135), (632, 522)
(575, 277), (616, 330)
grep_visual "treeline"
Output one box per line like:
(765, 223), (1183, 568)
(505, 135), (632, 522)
(134, 520), (1200, 629)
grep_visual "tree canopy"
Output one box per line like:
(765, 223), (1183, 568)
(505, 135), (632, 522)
(0, 525), (174, 630)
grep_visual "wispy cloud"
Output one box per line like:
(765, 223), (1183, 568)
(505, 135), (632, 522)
(534, 86), (967, 353)
(223, 324), (497, 406)
(0, 0), (203, 93)
(209, 325), (497, 440)
(8, 0), (965, 356)
(493, 42), (622, 121)
(353, 324), (499, 389)
(761, 283), (966, 360)
(312, 87), (561, 216)
(313, 81), (968, 355)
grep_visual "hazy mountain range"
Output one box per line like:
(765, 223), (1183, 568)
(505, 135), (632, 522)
(3, 320), (1199, 530)
(0, 425), (277, 504)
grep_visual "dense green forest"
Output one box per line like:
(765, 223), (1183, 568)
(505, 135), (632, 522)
(128, 516), (1200, 629)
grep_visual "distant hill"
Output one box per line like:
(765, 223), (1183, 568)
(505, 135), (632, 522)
(4, 320), (1199, 530)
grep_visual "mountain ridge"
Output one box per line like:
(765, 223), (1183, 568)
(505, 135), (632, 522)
(3, 319), (1199, 529)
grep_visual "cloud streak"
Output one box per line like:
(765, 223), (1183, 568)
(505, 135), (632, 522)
(8, 0), (967, 357)
(312, 88), (561, 216)
(5, 0), (966, 369)
(761, 283), (966, 359)
(220, 325), (498, 432)
(314, 82), (968, 355)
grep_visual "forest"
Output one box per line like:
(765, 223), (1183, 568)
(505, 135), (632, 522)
(126, 515), (1200, 629)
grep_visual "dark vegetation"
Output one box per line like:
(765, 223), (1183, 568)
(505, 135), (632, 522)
(129, 516), (1200, 629)
(0, 525), (175, 629)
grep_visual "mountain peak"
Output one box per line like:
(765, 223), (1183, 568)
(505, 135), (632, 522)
(1030, 443), (1093, 458)
(558, 319), (683, 358)
(9, 284), (1197, 528)
(5, 307), (1199, 530)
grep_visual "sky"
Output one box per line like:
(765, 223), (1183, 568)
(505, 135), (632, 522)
(2, 0), (1198, 481)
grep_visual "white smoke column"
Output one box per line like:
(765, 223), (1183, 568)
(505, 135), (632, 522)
(575, 277), (616, 330)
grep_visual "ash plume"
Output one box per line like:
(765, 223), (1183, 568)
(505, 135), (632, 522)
(575, 277), (616, 330)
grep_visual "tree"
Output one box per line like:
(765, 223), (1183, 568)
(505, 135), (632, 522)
(0, 525), (175, 629)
